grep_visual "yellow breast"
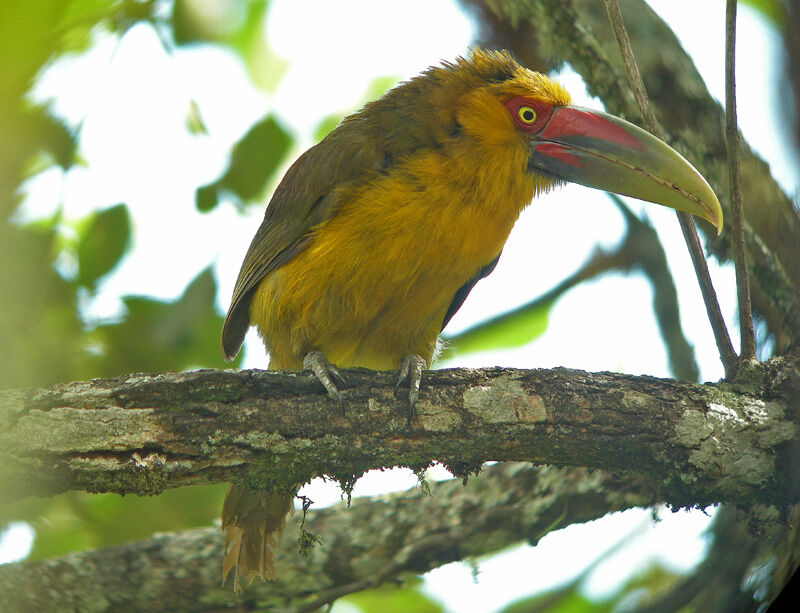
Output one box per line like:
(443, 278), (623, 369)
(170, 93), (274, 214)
(250, 142), (537, 370)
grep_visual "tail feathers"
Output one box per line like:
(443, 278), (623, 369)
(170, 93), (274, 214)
(221, 485), (294, 590)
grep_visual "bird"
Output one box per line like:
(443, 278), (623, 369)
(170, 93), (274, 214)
(219, 48), (722, 587)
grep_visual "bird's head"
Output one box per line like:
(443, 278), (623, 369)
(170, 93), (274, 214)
(429, 49), (723, 232)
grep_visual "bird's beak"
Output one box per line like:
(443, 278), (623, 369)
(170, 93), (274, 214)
(529, 106), (723, 233)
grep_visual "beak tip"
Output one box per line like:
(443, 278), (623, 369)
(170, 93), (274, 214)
(709, 197), (724, 236)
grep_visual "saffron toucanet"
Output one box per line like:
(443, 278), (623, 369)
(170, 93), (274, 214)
(220, 49), (723, 586)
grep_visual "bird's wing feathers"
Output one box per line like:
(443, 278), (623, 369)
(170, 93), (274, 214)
(221, 130), (387, 359)
(440, 253), (501, 332)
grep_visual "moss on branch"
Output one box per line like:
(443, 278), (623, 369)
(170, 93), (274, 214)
(1, 360), (798, 511)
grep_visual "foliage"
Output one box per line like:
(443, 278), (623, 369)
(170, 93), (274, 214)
(75, 204), (132, 289)
(439, 295), (553, 360)
(0, 0), (242, 562)
(0, 218), (85, 389)
(196, 115), (292, 212)
(0, 485), (227, 561)
(497, 563), (680, 613)
(740, 0), (786, 28)
(338, 577), (445, 613)
(88, 267), (233, 375)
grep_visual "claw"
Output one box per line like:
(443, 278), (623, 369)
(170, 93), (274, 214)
(303, 351), (346, 410)
(396, 354), (426, 421)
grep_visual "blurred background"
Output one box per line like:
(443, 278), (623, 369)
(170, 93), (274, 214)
(1, 0), (798, 611)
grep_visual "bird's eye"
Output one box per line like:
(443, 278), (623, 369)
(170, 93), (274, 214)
(518, 107), (537, 123)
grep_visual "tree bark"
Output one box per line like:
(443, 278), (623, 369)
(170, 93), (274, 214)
(1, 360), (798, 510)
(0, 463), (655, 612)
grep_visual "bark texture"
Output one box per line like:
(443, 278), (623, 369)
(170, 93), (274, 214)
(1, 360), (799, 511)
(0, 463), (654, 612)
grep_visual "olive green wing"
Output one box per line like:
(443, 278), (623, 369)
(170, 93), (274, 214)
(221, 129), (389, 359)
(220, 79), (450, 360)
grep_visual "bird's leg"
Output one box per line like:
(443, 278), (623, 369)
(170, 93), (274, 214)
(303, 350), (347, 407)
(395, 354), (426, 421)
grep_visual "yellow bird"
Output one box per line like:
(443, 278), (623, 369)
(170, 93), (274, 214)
(220, 48), (722, 586)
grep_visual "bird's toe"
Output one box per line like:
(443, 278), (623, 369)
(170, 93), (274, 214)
(396, 354), (426, 421)
(303, 350), (345, 408)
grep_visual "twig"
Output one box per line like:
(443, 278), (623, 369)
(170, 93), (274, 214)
(725, 0), (756, 361)
(676, 213), (738, 378)
(602, 0), (738, 379)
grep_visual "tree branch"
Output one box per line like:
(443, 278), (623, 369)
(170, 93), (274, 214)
(724, 0), (756, 361)
(0, 463), (654, 612)
(1, 361), (798, 510)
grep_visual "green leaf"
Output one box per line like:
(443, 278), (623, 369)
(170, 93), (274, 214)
(196, 114), (292, 211)
(500, 588), (612, 613)
(0, 0), (112, 99)
(195, 183), (219, 212)
(740, 0), (785, 28)
(185, 99), (208, 135)
(0, 221), (86, 388)
(20, 106), (78, 173)
(1, 484), (228, 561)
(3, 104), (77, 221)
(439, 297), (554, 361)
(75, 203), (131, 288)
(171, 0), (289, 92)
(172, 0), (263, 46)
(91, 267), (237, 375)
(57, 0), (118, 53)
(339, 579), (444, 613)
(171, 0), (208, 45)
(224, 0), (270, 56)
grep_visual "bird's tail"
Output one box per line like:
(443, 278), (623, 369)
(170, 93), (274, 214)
(220, 484), (294, 590)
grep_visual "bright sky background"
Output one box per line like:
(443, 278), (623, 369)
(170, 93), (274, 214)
(5, 0), (798, 610)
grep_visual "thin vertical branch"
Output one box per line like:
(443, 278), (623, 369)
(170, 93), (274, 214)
(725, 0), (756, 361)
(675, 217), (738, 377)
(602, 0), (738, 379)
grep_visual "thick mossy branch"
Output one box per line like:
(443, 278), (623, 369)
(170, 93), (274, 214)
(0, 463), (654, 612)
(1, 360), (798, 510)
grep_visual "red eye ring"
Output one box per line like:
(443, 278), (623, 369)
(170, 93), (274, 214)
(504, 96), (554, 133)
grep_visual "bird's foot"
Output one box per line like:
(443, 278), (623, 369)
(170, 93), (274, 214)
(395, 354), (426, 421)
(303, 351), (347, 408)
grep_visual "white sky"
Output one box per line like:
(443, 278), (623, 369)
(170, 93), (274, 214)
(6, 0), (797, 610)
